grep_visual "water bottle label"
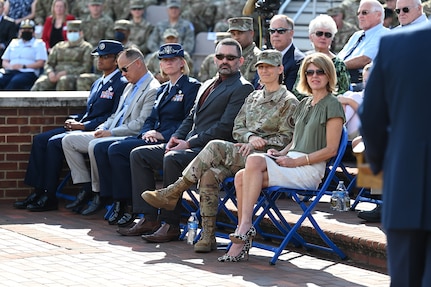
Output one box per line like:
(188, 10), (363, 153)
(188, 222), (198, 229)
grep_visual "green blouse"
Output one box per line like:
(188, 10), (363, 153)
(290, 94), (345, 154)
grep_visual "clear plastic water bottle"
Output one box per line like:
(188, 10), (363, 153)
(343, 187), (351, 212)
(187, 212), (198, 245)
(331, 181), (348, 212)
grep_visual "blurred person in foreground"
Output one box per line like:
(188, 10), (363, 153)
(359, 22), (431, 287)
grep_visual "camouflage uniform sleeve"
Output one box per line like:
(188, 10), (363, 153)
(181, 20), (195, 54)
(67, 42), (94, 75)
(146, 24), (162, 53)
(232, 94), (251, 142)
(45, 46), (58, 74)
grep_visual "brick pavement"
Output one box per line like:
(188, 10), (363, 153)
(0, 200), (389, 287)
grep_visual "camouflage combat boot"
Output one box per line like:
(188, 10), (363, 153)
(194, 216), (217, 253)
(141, 177), (193, 210)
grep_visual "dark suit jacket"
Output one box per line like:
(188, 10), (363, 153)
(0, 15), (18, 59)
(282, 44), (305, 91)
(359, 22), (431, 231)
(173, 71), (254, 148)
(140, 75), (201, 141)
(76, 70), (128, 131)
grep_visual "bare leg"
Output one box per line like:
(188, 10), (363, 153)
(227, 154), (269, 257)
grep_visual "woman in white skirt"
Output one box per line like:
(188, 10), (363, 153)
(218, 52), (346, 262)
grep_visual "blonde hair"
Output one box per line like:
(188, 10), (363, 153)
(51, 0), (69, 22)
(160, 57), (190, 78)
(296, 52), (337, 95)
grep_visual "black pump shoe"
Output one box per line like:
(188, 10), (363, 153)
(13, 191), (40, 209)
(65, 188), (92, 210)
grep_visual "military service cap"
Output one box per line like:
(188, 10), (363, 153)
(158, 43), (184, 59)
(130, 0), (145, 9)
(254, 49), (282, 67)
(89, 0), (104, 5)
(66, 20), (82, 31)
(327, 6), (343, 16)
(114, 19), (132, 31)
(215, 32), (231, 44)
(167, 0), (181, 8)
(228, 17), (253, 32)
(163, 28), (179, 39)
(91, 40), (124, 56)
(20, 19), (35, 29)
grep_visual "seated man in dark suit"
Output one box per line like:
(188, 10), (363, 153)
(13, 40), (127, 211)
(264, 14), (305, 91)
(118, 38), (254, 242)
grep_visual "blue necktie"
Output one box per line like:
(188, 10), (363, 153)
(117, 84), (138, 126)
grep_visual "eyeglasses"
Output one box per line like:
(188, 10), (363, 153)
(314, 31), (333, 38)
(357, 10), (377, 16)
(215, 54), (240, 61)
(131, 7), (143, 10)
(120, 57), (139, 73)
(395, 7), (411, 14)
(268, 28), (292, 34)
(305, 69), (325, 76)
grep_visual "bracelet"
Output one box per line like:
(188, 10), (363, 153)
(305, 154), (310, 165)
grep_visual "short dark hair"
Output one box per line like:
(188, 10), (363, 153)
(215, 38), (242, 57)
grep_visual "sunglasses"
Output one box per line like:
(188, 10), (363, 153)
(120, 57), (139, 73)
(268, 28), (291, 35)
(305, 69), (325, 76)
(356, 10), (376, 16)
(395, 7), (411, 14)
(215, 54), (240, 61)
(131, 7), (143, 10)
(314, 31), (333, 38)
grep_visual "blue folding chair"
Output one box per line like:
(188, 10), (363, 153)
(56, 171), (75, 201)
(251, 127), (349, 265)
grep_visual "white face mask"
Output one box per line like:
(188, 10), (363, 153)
(67, 32), (80, 42)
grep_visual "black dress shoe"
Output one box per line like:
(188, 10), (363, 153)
(358, 205), (382, 223)
(81, 193), (103, 216)
(117, 213), (136, 227)
(65, 188), (92, 210)
(27, 194), (58, 212)
(108, 201), (125, 225)
(13, 191), (40, 209)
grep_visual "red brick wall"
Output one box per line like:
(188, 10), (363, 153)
(0, 92), (87, 201)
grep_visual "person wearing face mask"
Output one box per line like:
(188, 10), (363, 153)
(0, 19), (47, 90)
(31, 20), (93, 91)
(113, 19), (135, 48)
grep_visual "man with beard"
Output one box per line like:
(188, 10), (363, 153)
(118, 38), (254, 243)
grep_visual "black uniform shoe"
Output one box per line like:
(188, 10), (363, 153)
(117, 213), (136, 227)
(27, 194), (58, 212)
(357, 205), (381, 223)
(13, 191), (40, 209)
(81, 193), (103, 215)
(65, 188), (92, 210)
(108, 201), (125, 225)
